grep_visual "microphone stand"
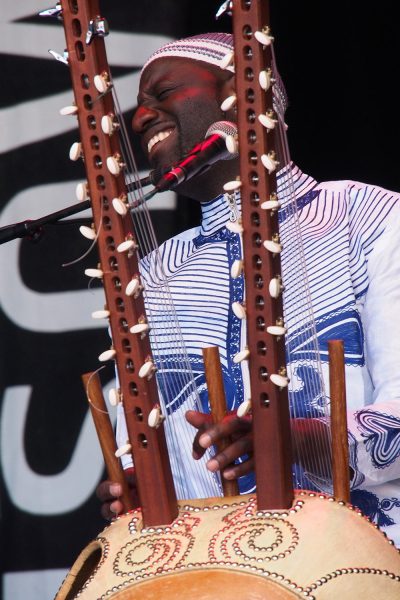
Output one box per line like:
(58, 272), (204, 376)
(0, 200), (91, 245)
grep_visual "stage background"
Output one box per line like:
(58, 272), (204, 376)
(1, 2), (399, 599)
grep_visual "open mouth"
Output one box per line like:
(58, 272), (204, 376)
(147, 129), (174, 155)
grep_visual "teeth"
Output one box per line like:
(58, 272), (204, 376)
(147, 130), (172, 153)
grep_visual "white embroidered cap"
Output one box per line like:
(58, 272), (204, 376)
(141, 32), (234, 75)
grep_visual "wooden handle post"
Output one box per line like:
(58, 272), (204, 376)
(82, 371), (136, 511)
(328, 340), (351, 503)
(202, 347), (239, 497)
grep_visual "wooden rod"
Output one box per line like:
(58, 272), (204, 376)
(82, 371), (136, 511)
(328, 340), (351, 503)
(202, 346), (239, 497)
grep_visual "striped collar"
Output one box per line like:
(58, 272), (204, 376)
(199, 192), (242, 237)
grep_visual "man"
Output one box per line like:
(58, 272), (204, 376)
(98, 33), (400, 547)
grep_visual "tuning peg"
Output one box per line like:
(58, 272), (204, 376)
(69, 141), (83, 161)
(101, 113), (119, 136)
(115, 442), (132, 458)
(125, 276), (142, 298)
(148, 405), (165, 428)
(117, 238), (138, 254)
(232, 301), (246, 320)
(263, 235), (282, 254)
(220, 50), (235, 71)
(267, 324), (287, 337)
(98, 348), (116, 362)
(261, 152), (279, 174)
(112, 195), (128, 216)
(91, 309), (110, 319)
(259, 68), (273, 91)
(59, 104), (78, 116)
(269, 276), (284, 298)
(108, 387), (121, 406)
(130, 320), (150, 336)
(94, 72), (111, 94)
(138, 358), (157, 379)
(231, 259), (244, 279)
(223, 180), (242, 192)
(270, 369), (289, 389)
(39, 4), (62, 19)
(237, 398), (252, 418)
(226, 134), (239, 155)
(260, 195), (280, 212)
(233, 347), (250, 364)
(258, 112), (277, 131)
(48, 49), (69, 65)
(254, 28), (274, 46)
(220, 94), (237, 112)
(76, 182), (90, 201)
(226, 220), (244, 234)
(84, 267), (103, 279)
(86, 16), (109, 45)
(79, 224), (96, 240)
(106, 154), (126, 176)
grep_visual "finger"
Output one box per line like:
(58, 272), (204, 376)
(198, 417), (252, 449)
(206, 435), (253, 473)
(96, 480), (123, 503)
(100, 499), (124, 521)
(223, 455), (255, 480)
(185, 410), (212, 429)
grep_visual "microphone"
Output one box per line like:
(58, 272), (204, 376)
(153, 121), (238, 193)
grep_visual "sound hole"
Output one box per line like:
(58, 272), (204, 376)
(250, 172), (259, 186)
(75, 41), (85, 62)
(246, 88), (255, 102)
(242, 25), (252, 40)
(134, 407), (143, 420)
(245, 67), (254, 81)
(109, 256), (118, 270)
(261, 393), (270, 407)
(254, 274), (263, 289)
(119, 318), (128, 333)
(81, 74), (90, 89)
(247, 110), (256, 124)
(251, 192), (260, 205)
(251, 211), (260, 226)
(93, 155), (102, 168)
(102, 196), (109, 209)
(256, 295), (264, 309)
(103, 216), (111, 230)
(243, 45), (253, 60)
(90, 136), (100, 149)
(253, 254), (262, 269)
(96, 175), (105, 189)
(83, 94), (93, 109)
(256, 316), (266, 330)
(257, 341), (267, 355)
(126, 359), (134, 373)
(113, 276), (121, 290)
(248, 150), (257, 165)
(115, 296), (124, 311)
(241, 0), (252, 9)
(72, 19), (81, 37)
(130, 382), (139, 396)
(122, 338), (131, 353)
(259, 367), (269, 381)
(252, 233), (262, 247)
(248, 129), (257, 144)
(68, 0), (78, 13)
(87, 115), (96, 129)
(138, 434), (148, 449)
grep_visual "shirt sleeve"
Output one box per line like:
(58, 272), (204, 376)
(348, 193), (400, 487)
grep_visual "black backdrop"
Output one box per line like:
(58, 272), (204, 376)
(1, 2), (399, 599)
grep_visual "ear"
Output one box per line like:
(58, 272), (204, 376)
(217, 74), (237, 122)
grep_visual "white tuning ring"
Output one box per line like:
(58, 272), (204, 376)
(112, 196), (128, 216)
(115, 442), (132, 458)
(108, 388), (121, 406)
(269, 277), (283, 298)
(258, 113), (276, 131)
(259, 69), (272, 91)
(254, 29), (274, 46)
(79, 225), (96, 240)
(261, 153), (279, 174)
(261, 199), (280, 211)
(237, 398), (252, 418)
(94, 73), (110, 94)
(84, 268), (103, 279)
(91, 309), (110, 319)
(139, 359), (157, 380)
(263, 239), (282, 254)
(223, 179), (242, 192)
(60, 105), (78, 116)
(226, 220), (244, 234)
(267, 324), (287, 337)
(233, 347), (250, 364)
(117, 239), (137, 254)
(148, 405), (165, 429)
(270, 373), (289, 388)
(220, 94), (237, 112)
(125, 277), (142, 298)
(231, 259), (244, 279)
(106, 155), (125, 176)
(98, 348), (116, 362)
(130, 322), (150, 335)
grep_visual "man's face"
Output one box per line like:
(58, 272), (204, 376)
(132, 57), (230, 171)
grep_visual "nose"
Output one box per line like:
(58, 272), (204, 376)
(132, 104), (158, 134)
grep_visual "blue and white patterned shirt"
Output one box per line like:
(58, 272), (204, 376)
(117, 163), (400, 546)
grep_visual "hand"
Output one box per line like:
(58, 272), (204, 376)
(185, 410), (253, 480)
(96, 468), (138, 520)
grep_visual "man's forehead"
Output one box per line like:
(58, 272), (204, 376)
(139, 57), (217, 91)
